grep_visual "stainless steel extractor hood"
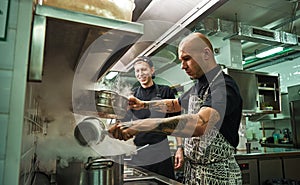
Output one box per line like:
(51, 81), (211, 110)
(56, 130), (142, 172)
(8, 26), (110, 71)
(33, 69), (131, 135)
(29, 4), (144, 82)
(195, 17), (299, 46)
(111, 0), (229, 73)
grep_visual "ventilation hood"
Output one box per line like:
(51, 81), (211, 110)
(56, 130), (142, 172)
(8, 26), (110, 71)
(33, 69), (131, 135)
(111, 0), (229, 73)
(197, 17), (299, 46)
(29, 4), (143, 82)
(29, 1), (230, 82)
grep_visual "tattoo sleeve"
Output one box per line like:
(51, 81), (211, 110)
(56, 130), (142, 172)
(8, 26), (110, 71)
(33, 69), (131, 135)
(151, 114), (198, 137)
(144, 99), (180, 113)
(149, 107), (220, 137)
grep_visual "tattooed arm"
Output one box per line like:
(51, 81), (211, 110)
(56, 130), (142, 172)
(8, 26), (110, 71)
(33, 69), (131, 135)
(128, 95), (181, 113)
(109, 106), (220, 140)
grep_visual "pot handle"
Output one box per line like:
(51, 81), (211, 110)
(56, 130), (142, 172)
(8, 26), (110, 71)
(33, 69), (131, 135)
(85, 158), (114, 170)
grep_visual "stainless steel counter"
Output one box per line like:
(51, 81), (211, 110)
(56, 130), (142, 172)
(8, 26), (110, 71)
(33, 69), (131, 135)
(123, 164), (183, 185)
(235, 147), (300, 160)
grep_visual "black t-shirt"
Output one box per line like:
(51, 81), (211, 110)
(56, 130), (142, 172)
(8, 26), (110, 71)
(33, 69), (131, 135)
(122, 83), (179, 146)
(178, 66), (243, 147)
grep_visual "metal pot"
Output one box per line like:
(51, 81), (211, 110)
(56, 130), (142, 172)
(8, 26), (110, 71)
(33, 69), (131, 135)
(81, 156), (124, 185)
(95, 90), (128, 119)
(74, 117), (108, 146)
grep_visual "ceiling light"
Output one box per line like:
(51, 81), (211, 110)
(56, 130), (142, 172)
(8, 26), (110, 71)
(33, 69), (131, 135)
(105, 71), (118, 80)
(244, 55), (256, 61)
(256, 47), (284, 58)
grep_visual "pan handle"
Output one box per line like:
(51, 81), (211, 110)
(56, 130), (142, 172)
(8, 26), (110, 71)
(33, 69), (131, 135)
(85, 158), (114, 170)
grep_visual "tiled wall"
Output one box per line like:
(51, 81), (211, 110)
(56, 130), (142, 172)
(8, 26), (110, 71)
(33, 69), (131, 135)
(0, 0), (16, 183)
(0, 115), (8, 183)
(0, 0), (33, 185)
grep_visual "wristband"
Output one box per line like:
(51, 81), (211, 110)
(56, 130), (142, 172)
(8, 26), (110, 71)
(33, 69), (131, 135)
(144, 102), (149, 109)
(177, 145), (184, 149)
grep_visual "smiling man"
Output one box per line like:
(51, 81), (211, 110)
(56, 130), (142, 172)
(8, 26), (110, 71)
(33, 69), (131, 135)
(120, 56), (184, 180)
(110, 33), (243, 184)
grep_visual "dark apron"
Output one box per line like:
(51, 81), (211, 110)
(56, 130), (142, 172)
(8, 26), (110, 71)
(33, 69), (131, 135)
(130, 84), (175, 179)
(184, 70), (242, 185)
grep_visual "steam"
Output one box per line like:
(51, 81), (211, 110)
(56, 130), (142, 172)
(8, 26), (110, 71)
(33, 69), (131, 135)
(36, 111), (136, 172)
(35, 60), (135, 173)
(94, 74), (135, 97)
(35, 111), (95, 172)
(115, 76), (135, 97)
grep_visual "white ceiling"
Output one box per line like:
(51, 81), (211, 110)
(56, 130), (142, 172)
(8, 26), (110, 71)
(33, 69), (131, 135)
(114, 0), (300, 76)
(156, 0), (299, 62)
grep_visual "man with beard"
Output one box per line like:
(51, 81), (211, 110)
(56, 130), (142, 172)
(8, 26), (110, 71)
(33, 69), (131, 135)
(111, 33), (243, 184)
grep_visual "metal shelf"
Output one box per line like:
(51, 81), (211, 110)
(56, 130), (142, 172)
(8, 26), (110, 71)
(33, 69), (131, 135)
(258, 87), (278, 91)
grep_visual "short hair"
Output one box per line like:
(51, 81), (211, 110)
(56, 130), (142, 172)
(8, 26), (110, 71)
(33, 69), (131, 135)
(194, 32), (213, 51)
(133, 56), (155, 79)
(133, 56), (154, 67)
(179, 32), (214, 52)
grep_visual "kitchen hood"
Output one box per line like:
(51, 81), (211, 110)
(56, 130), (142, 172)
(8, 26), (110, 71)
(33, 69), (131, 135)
(194, 17), (299, 46)
(111, 0), (229, 73)
(28, 4), (144, 82)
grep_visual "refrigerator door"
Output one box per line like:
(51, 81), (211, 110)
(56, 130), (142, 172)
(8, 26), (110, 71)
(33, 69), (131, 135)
(290, 100), (300, 148)
(288, 85), (300, 102)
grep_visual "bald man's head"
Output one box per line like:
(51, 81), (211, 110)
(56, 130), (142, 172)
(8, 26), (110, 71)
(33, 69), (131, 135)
(179, 32), (213, 52)
(178, 33), (218, 76)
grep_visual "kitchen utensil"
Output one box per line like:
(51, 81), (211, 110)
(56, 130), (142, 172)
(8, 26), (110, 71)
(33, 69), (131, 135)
(82, 156), (124, 185)
(282, 128), (292, 143)
(95, 90), (128, 119)
(74, 117), (109, 146)
(246, 142), (251, 153)
(85, 157), (114, 170)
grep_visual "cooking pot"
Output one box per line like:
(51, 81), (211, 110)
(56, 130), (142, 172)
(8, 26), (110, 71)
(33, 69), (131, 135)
(95, 90), (128, 119)
(80, 156), (124, 185)
(74, 117), (108, 146)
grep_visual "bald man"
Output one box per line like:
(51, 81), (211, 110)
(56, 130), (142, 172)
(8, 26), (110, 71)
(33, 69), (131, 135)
(109, 33), (243, 184)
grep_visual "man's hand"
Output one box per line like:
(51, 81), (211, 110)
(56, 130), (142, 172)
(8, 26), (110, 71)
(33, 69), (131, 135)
(174, 147), (184, 169)
(108, 118), (162, 141)
(108, 122), (138, 141)
(128, 95), (145, 110)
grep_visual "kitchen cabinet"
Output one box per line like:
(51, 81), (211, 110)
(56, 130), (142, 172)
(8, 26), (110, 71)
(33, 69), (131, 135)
(288, 85), (300, 148)
(236, 150), (300, 185)
(259, 158), (283, 184)
(225, 68), (257, 112)
(282, 157), (300, 180)
(225, 68), (280, 114)
(257, 74), (280, 112)
(236, 159), (259, 185)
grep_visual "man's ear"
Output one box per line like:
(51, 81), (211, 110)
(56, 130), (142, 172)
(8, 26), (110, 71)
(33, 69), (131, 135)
(151, 67), (155, 75)
(203, 47), (212, 60)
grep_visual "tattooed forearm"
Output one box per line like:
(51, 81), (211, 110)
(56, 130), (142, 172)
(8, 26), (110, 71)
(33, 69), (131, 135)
(144, 99), (180, 113)
(155, 118), (180, 134)
(152, 114), (195, 135)
(131, 106), (220, 138)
